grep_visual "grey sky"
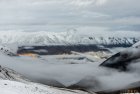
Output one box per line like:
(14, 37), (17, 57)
(0, 0), (140, 31)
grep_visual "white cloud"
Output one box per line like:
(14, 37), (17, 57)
(95, 0), (108, 6)
(71, 0), (96, 7)
(0, 0), (139, 31)
(71, 0), (107, 7)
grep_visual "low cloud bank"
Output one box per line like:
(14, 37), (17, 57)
(0, 52), (140, 92)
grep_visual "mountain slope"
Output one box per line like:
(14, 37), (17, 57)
(0, 80), (89, 94)
(0, 65), (90, 94)
(0, 31), (139, 55)
(0, 65), (28, 82)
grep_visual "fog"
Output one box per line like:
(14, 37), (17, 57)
(0, 51), (140, 92)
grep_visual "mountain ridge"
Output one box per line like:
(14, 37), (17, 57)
(0, 31), (139, 46)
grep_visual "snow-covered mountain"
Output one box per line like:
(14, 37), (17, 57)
(0, 80), (90, 94)
(0, 30), (139, 55)
(0, 31), (139, 46)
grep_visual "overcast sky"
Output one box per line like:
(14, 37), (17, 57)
(0, 0), (140, 32)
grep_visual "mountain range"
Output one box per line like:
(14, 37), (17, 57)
(0, 31), (139, 47)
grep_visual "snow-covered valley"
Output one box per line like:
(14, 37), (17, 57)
(1, 0), (140, 93)
(0, 31), (140, 94)
(0, 41), (140, 94)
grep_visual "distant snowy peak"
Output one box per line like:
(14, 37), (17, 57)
(0, 31), (139, 46)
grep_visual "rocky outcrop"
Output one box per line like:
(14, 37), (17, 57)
(100, 42), (140, 70)
(0, 65), (28, 82)
(0, 45), (18, 56)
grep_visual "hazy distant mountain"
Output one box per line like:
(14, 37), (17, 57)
(0, 31), (139, 55)
(0, 31), (139, 47)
